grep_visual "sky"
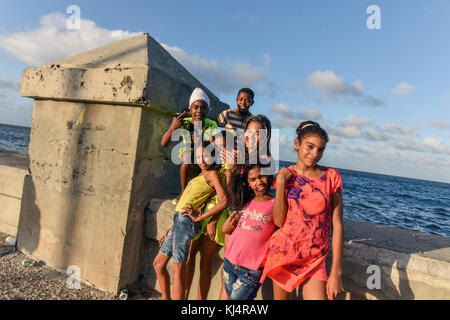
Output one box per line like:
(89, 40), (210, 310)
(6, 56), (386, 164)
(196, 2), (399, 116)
(0, 0), (449, 183)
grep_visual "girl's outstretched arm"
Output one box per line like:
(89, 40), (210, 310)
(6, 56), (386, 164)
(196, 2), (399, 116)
(273, 167), (292, 227)
(326, 188), (344, 300)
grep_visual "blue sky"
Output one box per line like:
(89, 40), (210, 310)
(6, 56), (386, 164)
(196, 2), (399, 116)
(1, 0), (450, 183)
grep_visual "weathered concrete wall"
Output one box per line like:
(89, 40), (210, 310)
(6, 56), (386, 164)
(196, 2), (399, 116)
(142, 198), (450, 300)
(0, 152), (28, 236)
(17, 100), (142, 292)
(17, 33), (228, 294)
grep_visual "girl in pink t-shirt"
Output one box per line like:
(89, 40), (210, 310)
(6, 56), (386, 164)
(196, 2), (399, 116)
(220, 161), (276, 300)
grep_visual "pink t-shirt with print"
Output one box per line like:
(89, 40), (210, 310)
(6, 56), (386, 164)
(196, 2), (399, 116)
(224, 199), (276, 271)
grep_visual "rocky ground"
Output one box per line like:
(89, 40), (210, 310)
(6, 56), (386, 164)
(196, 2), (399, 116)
(0, 232), (161, 300)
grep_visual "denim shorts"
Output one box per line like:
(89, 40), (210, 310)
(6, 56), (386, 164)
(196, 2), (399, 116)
(159, 212), (200, 263)
(223, 257), (263, 300)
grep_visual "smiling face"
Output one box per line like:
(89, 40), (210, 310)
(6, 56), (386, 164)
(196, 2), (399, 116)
(247, 166), (270, 194)
(190, 100), (209, 121)
(245, 121), (263, 152)
(295, 133), (327, 168)
(236, 91), (254, 114)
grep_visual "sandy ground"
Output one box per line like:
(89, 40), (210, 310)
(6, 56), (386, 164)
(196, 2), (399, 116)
(0, 232), (160, 300)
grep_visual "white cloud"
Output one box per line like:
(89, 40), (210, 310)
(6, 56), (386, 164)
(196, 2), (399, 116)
(272, 117), (300, 128)
(365, 127), (390, 141)
(307, 70), (359, 96)
(345, 144), (376, 154)
(0, 13), (139, 66)
(429, 120), (450, 129)
(306, 70), (384, 107)
(421, 137), (450, 154)
(162, 43), (273, 95)
(383, 123), (416, 135)
(339, 115), (372, 127)
(393, 82), (415, 96)
(329, 134), (342, 144)
(388, 135), (450, 155)
(331, 125), (363, 139)
(299, 109), (322, 121)
(270, 103), (291, 116)
(0, 12), (275, 97)
(270, 103), (322, 128)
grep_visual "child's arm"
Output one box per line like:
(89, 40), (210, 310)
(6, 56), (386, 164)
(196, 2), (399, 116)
(326, 188), (344, 300)
(161, 111), (188, 147)
(273, 167), (293, 227)
(195, 171), (228, 222)
(213, 109), (228, 125)
(222, 210), (240, 234)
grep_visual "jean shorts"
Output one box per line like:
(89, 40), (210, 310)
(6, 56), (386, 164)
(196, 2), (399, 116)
(159, 211), (200, 263)
(223, 257), (263, 300)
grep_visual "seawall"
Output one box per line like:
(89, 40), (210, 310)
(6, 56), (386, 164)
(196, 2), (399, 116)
(0, 151), (28, 236)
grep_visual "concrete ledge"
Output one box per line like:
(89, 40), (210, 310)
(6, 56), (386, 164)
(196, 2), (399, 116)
(143, 198), (450, 300)
(0, 152), (29, 236)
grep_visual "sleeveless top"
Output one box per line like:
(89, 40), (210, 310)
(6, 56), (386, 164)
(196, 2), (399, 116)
(175, 173), (214, 212)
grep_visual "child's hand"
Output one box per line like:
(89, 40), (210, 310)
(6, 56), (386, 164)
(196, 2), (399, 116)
(277, 167), (294, 185)
(159, 227), (172, 247)
(222, 211), (240, 234)
(170, 111), (188, 130)
(182, 203), (199, 222)
(206, 220), (217, 241)
(182, 203), (205, 222)
(326, 273), (343, 300)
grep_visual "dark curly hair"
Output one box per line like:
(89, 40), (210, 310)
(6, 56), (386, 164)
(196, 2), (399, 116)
(227, 157), (274, 211)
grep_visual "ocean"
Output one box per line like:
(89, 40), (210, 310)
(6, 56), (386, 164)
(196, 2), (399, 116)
(1, 123), (449, 238)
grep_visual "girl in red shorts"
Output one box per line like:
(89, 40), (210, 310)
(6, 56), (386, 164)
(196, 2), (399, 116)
(260, 121), (344, 300)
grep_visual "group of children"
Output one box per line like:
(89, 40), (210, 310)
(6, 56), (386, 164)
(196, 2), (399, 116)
(153, 87), (344, 301)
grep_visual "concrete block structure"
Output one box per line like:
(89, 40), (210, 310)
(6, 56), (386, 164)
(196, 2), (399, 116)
(17, 33), (228, 293)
